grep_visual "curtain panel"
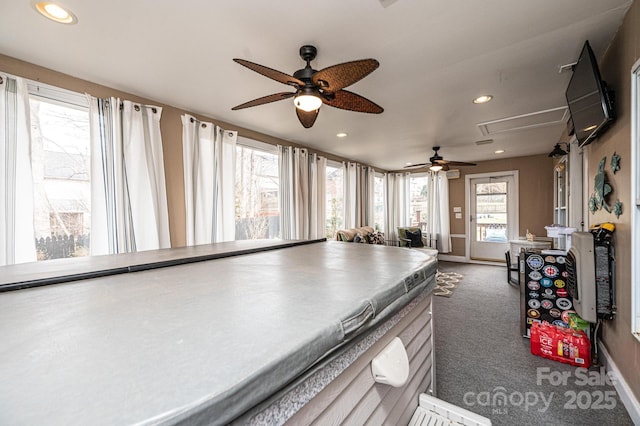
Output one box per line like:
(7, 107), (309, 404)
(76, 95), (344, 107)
(343, 162), (375, 229)
(278, 146), (326, 240)
(427, 170), (451, 252)
(0, 74), (36, 265)
(182, 115), (237, 245)
(384, 172), (410, 241)
(88, 97), (170, 255)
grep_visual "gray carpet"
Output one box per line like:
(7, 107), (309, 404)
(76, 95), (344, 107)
(433, 261), (633, 426)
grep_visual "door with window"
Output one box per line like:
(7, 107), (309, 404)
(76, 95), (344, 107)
(469, 173), (518, 261)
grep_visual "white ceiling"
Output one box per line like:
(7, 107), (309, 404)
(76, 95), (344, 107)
(0, 0), (632, 170)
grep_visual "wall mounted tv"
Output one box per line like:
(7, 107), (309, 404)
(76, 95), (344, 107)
(565, 40), (615, 148)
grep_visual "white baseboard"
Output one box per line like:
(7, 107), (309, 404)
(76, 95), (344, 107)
(437, 255), (466, 263)
(598, 342), (640, 425)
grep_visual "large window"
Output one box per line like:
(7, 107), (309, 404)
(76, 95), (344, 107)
(326, 163), (344, 238)
(29, 88), (91, 260)
(235, 142), (280, 240)
(409, 174), (428, 230)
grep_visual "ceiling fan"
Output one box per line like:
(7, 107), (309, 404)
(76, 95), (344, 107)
(231, 45), (383, 128)
(405, 146), (477, 171)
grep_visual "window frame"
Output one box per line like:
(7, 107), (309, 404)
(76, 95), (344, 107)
(325, 160), (344, 239)
(631, 57), (640, 340)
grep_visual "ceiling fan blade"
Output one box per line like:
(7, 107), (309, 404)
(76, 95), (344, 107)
(296, 108), (319, 128)
(404, 162), (430, 168)
(233, 59), (304, 88)
(312, 59), (379, 92)
(442, 160), (477, 167)
(232, 92), (296, 110)
(323, 90), (383, 113)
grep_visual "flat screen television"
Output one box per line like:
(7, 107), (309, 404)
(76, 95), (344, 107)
(565, 40), (615, 147)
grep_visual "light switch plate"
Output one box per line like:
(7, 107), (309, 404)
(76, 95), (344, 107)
(455, 213), (462, 219)
(453, 207), (462, 213)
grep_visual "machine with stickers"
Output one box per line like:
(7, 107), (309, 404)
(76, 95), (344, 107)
(520, 250), (574, 338)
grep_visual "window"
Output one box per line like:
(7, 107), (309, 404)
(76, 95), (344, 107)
(235, 141), (280, 240)
(29, 88), (91, 260)
(409, 174), (429, 231)
(326, 163), (344, 238)
(373, 173), (385, 232)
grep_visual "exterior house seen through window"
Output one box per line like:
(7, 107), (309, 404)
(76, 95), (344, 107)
(29, 94), (91, 260)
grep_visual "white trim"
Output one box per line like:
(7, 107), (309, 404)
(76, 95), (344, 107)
(237, 136), (278, 153)
(464, 171), (519, 262)
(0, 70), (88, 108)
(598, 342), (640, 424)
(632, 57), (640, 339)
(437, 254), (466, 263)
(450, 234), (466, 238)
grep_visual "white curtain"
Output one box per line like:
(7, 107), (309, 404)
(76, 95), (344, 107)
(384, 172), (410, 241)
(278, 146), (326, 240)
(426, 170), (451, 252)
(342, 162), (375, 228)
(88, 97), (170, 255)
(0, 74), (36, 265)
(182, 114), (237, 245)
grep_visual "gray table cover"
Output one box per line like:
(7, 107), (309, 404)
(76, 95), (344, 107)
(0, 240), (436, 425)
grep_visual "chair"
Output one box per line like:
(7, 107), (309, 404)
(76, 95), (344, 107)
(505, 250), (519, 285)
(397, 227), (438, 257)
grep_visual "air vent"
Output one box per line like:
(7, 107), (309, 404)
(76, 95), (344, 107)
(477, 106), (569, 136)
(475, 139), (494, 145)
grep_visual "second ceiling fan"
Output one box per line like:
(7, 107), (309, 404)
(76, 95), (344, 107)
(232, 45), (383, 128)
(405, 146), (477, 171)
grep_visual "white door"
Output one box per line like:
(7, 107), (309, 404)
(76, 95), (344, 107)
(469, 173), (518, 261)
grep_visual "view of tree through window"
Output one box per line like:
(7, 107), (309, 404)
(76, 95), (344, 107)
(235, 144), (280, 240)
(326, 164), (344, 238)
(30, 96), (91, 260)
(409, 175), (428, 230)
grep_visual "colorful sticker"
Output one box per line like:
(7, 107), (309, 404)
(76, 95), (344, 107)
(562, 310), (576, 323)
(528, 292), (540, 299)
(527, 317), (542, 325)
(528, 309), (541, 319)
(541, 300), (554, 310)
(562, 271), (569, 278)
(540, 278), (553, 288)
(553, 320), (569, 328)
(529, 271), (542, 280)
(556, 256), (566, 264)
(543, 265), (559, 278)
(549, 308), (562, 318)
(526, 255), (544, 270)
(554, 279), (566, 288)
(528, 299), (541, 309)
(544, 256), (556, 263)
(528, 281), (540, 290)
(556, 298), (573, 310)
(556, 288), (568, 298)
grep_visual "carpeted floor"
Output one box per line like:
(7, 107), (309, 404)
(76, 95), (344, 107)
(433, 261), (634, 426)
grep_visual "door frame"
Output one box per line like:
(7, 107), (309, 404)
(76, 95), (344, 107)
(465, 170), (519, 263)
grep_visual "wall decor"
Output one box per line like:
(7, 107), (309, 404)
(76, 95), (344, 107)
(610, 152), (621, 173)
(613, 200), (623, 218)
(590, 157), (612, 214)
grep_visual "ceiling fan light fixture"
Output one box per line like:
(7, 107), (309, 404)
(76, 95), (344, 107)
(294, 94), (322, 112)
(429, 164), (443, 172)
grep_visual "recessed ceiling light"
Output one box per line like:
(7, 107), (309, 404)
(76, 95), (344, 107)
(405, 162), (413, 166)
(336, 132), (348, 138)
(473, 95), (493, 104)
(33, 1), (77, 24)
(495, 149), (505, 154)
